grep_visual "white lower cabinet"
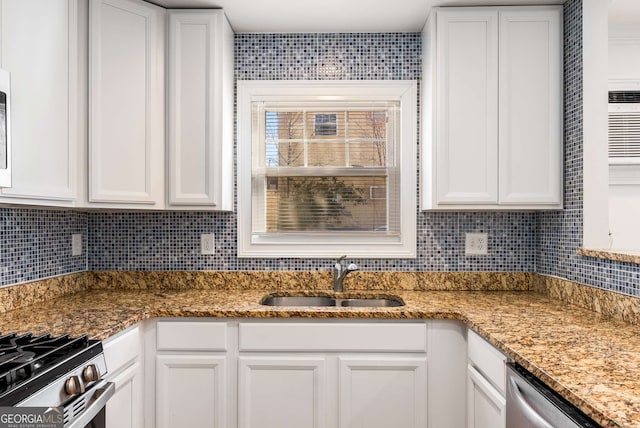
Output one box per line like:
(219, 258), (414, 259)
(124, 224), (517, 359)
(237, 321), (428, 428)
(467, 330), (507, 428)
(156, 354), (227, 428)
(148, 320), (232, 428)
(103, 326), (144, 428)
(467, 365), (506, 428)
(339, 357), (427, 428)
(107, 362), (143, 428)
(139, 319), (508, 428)
(238, 356), (327, 428)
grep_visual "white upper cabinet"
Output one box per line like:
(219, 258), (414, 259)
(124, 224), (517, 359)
(0, 0), (78, 205)
(0, 2), (233, 210)
(434, 9), (499, 205)
(88, 0), (165, 207)
(498, 9), (562, 205)
(422, 6), (563, 210)
(168, 10), (233, 210)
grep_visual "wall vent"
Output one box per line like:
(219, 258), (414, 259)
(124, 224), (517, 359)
(609, 91), (640, 164)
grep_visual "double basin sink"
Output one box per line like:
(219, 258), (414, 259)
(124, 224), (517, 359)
(261, 295), (404, 308)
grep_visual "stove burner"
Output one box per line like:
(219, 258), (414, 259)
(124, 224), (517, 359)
(13, 351), (36, 363)
(0, 332), (102, 406)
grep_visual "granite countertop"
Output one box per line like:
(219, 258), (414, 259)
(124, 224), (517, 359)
(1, 287), (638, 428)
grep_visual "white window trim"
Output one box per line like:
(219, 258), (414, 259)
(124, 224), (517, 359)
(237, 80), (417, 258)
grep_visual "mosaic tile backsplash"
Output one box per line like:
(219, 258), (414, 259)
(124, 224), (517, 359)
(88, 32), (537, 274)
(2, 0), (640, 298)
(0, 208), (87, 287)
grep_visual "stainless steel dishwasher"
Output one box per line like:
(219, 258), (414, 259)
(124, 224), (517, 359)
(506, 363), (602, 428)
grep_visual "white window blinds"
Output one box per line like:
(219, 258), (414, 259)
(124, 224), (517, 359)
(251, 101), (401, 236)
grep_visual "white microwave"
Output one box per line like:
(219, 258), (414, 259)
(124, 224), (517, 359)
(0, 68), (10, 187)
(609, 91), (640, 165)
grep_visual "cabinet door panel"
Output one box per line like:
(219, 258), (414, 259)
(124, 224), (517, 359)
(467, 365), (506, 428)
(106, 362), (143, 428)
(0, 0), (77, 202)
(156, 355), (226, 428)
(168, 12), (215, 206)
(167, 10), (233, 210)
(339, 357), (427, 428)
(89, 0), (164, 205)
(238, 356), (326, 428)
(498, 7), (562, 205)
(436, 9), (498, 204)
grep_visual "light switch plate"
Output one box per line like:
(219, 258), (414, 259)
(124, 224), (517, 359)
(465, 233), (488, 256)
(201, 233), (215, 255)
(71, 234), (82, 256)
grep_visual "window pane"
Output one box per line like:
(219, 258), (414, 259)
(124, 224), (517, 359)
(255, 101), (400, 237)
(273, 141), (305, 167)
(307, 142), (347, 167)
(264, 176), (389, 233)
(266, 111), (305, 141)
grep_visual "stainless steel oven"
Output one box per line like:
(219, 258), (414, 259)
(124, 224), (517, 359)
(0, 333), (114, 428)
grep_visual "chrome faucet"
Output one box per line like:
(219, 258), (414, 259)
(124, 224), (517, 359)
(333, 255), (358, 292)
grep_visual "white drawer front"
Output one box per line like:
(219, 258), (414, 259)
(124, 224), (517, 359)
(157, 321), (227, 351)
(239, 322), (427, 352)
(468, 330), (507, 394)
(104, 326), (141, 376)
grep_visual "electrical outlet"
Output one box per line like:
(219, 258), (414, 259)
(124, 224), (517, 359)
(201, 233), (215, 255)
(465, 232), (488, 256)
(71, 234), (82, 256)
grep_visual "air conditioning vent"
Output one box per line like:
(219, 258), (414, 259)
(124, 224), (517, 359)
(608, 91), (640, 165)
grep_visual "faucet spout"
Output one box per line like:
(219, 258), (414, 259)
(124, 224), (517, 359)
(333, 255), (358, 292)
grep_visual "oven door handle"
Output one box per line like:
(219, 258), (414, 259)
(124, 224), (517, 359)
(67, 380), (115, 428)
(509, 376), (554, 428)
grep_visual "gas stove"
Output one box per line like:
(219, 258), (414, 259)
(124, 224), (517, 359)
(0, 332), (113, 428)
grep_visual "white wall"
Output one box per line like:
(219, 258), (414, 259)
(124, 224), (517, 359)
(608, 20), (640, 250)
(609, 23), (640, 85)
(609, 179), (640, 249)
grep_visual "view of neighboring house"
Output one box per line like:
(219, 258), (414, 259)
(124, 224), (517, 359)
(261, 107), (397, 233)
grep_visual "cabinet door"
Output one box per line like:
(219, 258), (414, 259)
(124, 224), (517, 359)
(498, 7), (563, 205)
(167, 10), (233, 209)
(238, 356), (327, 428)
(89, 0), (164, 206)
(0, 0), (77, 204)
(339, 357), (427, 428)
(156, 354), (227, 428)
(106, 362), (143, 428)
(467, 365), (506, 428)
(435, 9), (498, 204)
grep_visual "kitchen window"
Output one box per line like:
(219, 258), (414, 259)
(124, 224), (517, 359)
(237, 81), (417, 258)
(313, 113), (338, 136)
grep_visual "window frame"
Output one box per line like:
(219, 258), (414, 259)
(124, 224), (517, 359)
(237, 80), (417, 258)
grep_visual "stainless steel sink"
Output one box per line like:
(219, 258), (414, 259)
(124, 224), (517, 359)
(338, 298), (403, 307)
(260, 296), (337, 307)
(260, 295), (404, 308)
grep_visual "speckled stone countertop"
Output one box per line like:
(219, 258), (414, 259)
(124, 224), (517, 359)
(0, 286), (639, 427)
(578, 247), (640, 265)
